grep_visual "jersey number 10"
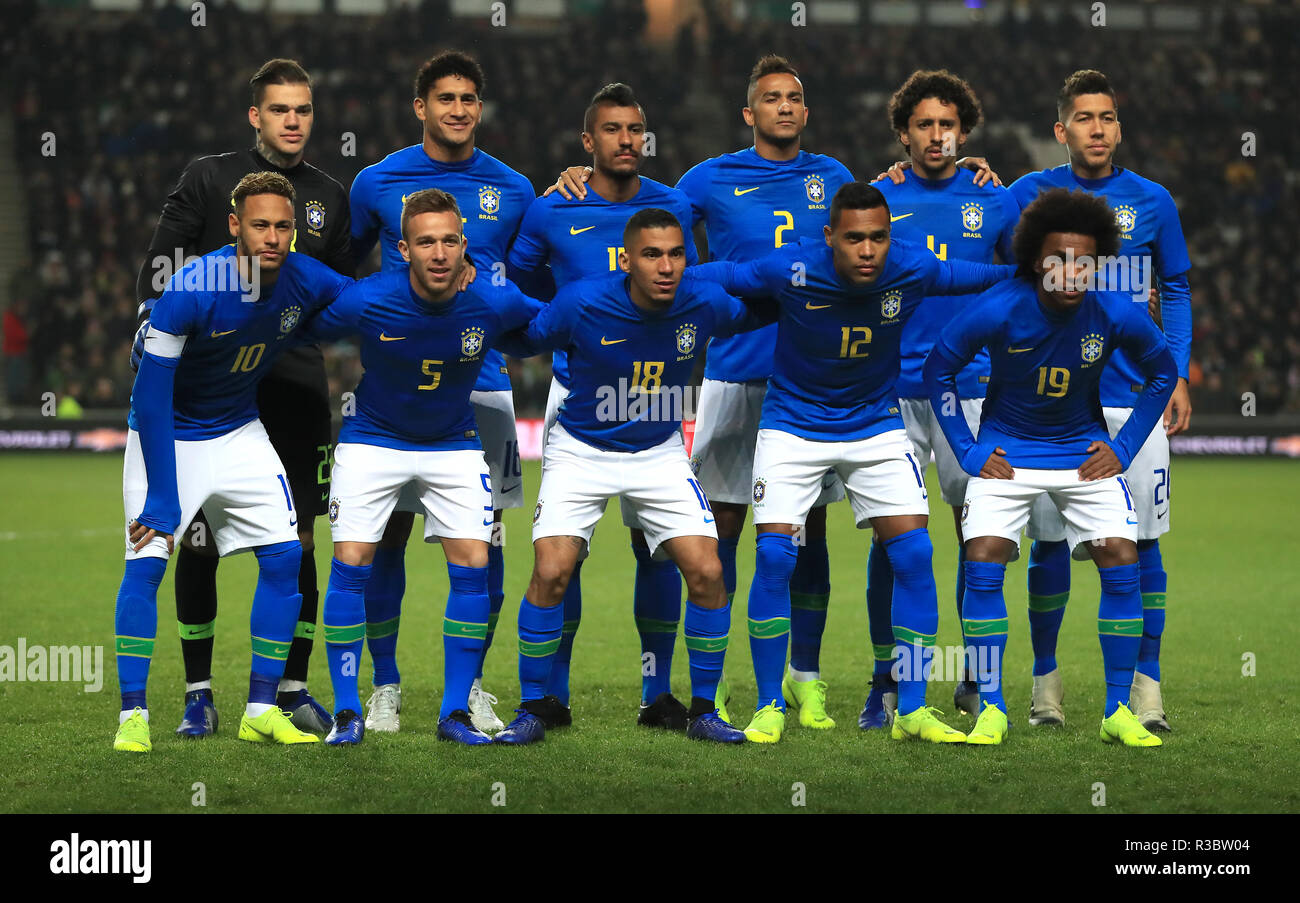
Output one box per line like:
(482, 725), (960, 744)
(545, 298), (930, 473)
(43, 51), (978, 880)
(230, 343), (266, 373)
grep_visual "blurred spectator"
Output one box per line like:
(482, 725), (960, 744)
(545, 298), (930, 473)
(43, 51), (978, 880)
(3, 298), (31, 404)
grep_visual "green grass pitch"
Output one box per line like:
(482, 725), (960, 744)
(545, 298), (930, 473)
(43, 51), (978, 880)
(0, 454), (1296, 813)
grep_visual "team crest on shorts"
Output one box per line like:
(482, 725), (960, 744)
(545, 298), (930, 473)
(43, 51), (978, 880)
(881, 289), (903, 321)
(280, 305), (302, 334)
(676, 323), (697, 356)
(961, 500), (969, 524)
(1081, 333), (1105, 364)
(1114, 205), (1138, 236)
(461, 326), (486, 358)
(961, 202), (983, 233)
(328, 497), (340, 525)
(804, 175), (825, 205)
(305, 201), (326, 232)
(752, 478), (767, 504)
(479, 186), (501, 215)
(689, 454), (701, 475)
(533, 501), (543, 525)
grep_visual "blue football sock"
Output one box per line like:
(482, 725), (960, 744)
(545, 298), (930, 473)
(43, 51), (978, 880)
(323, 558), (370, 716)
(955, 542), (973, 680)
(748, 532), (796, 710)
(684, 600), (730, 704)
(249, 541), (302, 701)
(884, 528), (939, 715)
(718, 536), (739, 602)
(546, 561), (581, 704)
(789, 537), (830, 675)
(866, 540), (896, 680)
(518, 596), (564, 703)
(365, 544), (405, 687)
(962, 560), (1009, 712)
(633, 544), (681, 703)
(1097, 562), (1143, 717)
(443, 563), (489, 719)
(1027, 539), (1071, 676)
(1136, 540), (1167, 682)
(477, 542), (506, 680)
(114, 556), (166, 712)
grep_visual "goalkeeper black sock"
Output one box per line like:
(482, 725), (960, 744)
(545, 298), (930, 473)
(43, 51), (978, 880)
(283, 543), (319, 683)
(175, 544), (219, 685)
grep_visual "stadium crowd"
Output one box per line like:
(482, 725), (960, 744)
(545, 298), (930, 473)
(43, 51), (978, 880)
(6, 1), (1296, 414)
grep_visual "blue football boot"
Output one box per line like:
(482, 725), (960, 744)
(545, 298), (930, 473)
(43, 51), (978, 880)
(437, 710), (494, 745)
(277, 688), (333, 733)
(325, 709), (365, 746)
(175, 689), (218, 739)
(494, 709), (546, 745)
(686, 710), (747, 743)
(858, 675), (897, 731)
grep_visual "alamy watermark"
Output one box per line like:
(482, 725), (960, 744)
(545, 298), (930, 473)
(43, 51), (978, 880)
(595, 380), (701, 423)
(1040, 250), (1152, 302)
(0, 638), (103, 692)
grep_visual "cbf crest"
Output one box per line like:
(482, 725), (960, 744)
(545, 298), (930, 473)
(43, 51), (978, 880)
(280, 304), (302, 334)
(461, 326), (486, 358)
(305, 200), (326, 233)
(752, 477), (767, 504)
(1114, 205), (1138, 237)
(1081, 332), (1105, 364)
(961, 202), (983, 234)
(881, 289), (903, 321)
(479, 185), (501, 215)
(328, 496), (340, 526)
(804, 174), (825, 205)
(676, 322), (697, 356)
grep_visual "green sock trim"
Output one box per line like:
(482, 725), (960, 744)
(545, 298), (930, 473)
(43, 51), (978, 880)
(747, 617), (791, 639)
(872, 643), (895, 663)
(892, 626), (937, 647)
(1141, 592), (1167, 610)
(789, 591), (830, 612)
(561, 619), (580, 635)
(635, 617), (679, 634)
(963, 617), (1010, 638)
(323, 622), (366, 644)
(487, 612), (501, 632)
(1098, 618), (1143, 637)
(1027, 592), (1069, 613)
(293, 621), (316, 641)
(366, 616), (400, 640)
(444, 618), (488, 640)
(115, 635), (156, 659)
(251, 634), (291, 662)
(177, 619), (215, 640)
(519, 637), (562, 658)
(684, 635), (729, 653)
(727, 591), (735, 604)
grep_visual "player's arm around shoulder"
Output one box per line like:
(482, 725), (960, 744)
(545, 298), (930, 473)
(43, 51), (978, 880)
(690, 241), (798, 297)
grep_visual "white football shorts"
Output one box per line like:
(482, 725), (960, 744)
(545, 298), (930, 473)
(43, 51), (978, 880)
(329, 442), (493, 545)
(533, 424), (716, 560)
(122, 419), (299, 560)
(750, 428), (929, 529)
(691, 378), (844, 508)
(542, 376), (567, 451)
(899, 395), (985, 507)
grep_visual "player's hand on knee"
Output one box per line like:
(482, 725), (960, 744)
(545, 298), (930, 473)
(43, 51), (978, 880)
(128, 519), (173, 554)
(873, 160), (910, 185)
(1078, 441), (1122, 481)
(957, 156), (1002, 187)
(129, 320), (149, 373)
(1165, 378), (1192, 436)
(980, 447), (1014, 480)
(545, 165), (591, 200)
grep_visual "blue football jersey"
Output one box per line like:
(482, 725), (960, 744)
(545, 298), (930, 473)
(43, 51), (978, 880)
(875, 168), (1018, 399)
(507, 177), (699, 387)
(925, 278), (1177, 472)
(675, 147), (854, 382)
(133, 246), (350, 439)
(302, 270), (541, 451)
(521, 271), (766, 452)
(694, 239), (1012, 442)
(349, 145), (535, 392)
(1009, 165), (1191, 407)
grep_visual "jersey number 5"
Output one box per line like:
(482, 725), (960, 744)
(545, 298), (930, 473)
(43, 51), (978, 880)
(418, 360), (443, 391)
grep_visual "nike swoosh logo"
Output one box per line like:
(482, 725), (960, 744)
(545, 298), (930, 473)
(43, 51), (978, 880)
(210, 329), (236, 338)
(890, 213), (914, 222)
(704, 516), (715, 524)
(570, 225), (596, 235)
(600, 337), (628, 345)
(500, 484), (522, 494)
(1007, 347), (1035, 354)
(182, 629), (206, 638)
(1156, 510), (1167, 519)
(805, 302), (832, 310)
(401, 194), (408, 205)
(379, 333), (406, 342)
(734, 187), (760, 196)
(289, 518), (297, 527)
(118, 642), (148, 651)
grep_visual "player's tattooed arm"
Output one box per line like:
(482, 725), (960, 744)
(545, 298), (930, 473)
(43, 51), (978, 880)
(545, 165), (593, 200)
(873, 157), (1002, 187)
